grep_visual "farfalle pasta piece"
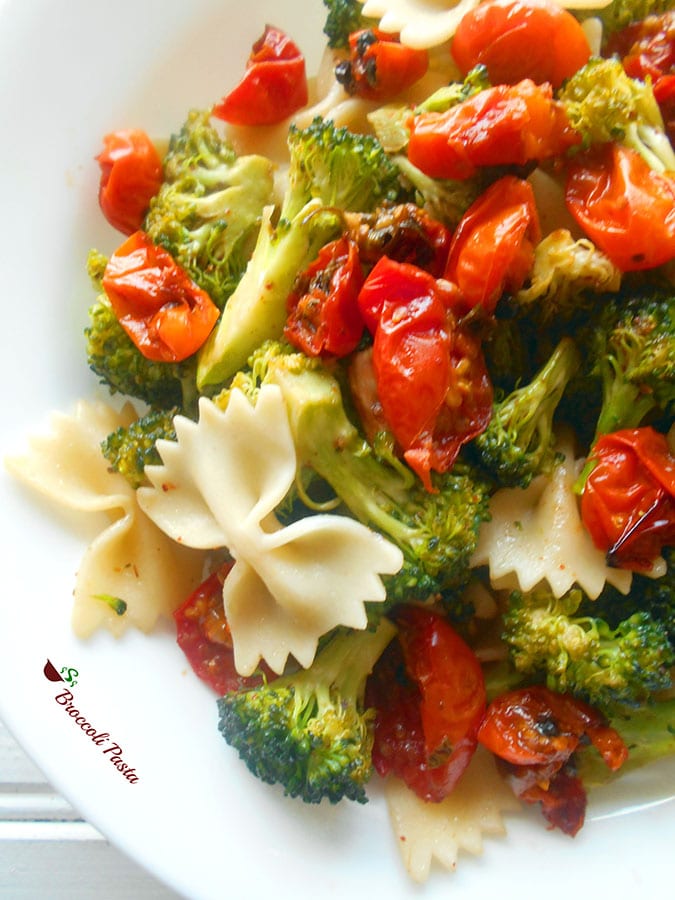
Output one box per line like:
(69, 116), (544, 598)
(137, 387), (403, 675)
(471, 436), (632, 599)
(384, 747), (520, 882)
(5, 399), (205, 637)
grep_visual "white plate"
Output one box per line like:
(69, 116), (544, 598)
(0, 1), (673, 898)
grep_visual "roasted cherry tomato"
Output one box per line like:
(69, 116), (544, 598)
(284, 236), (365, 357)
(580, 427), (675, 572)
(606, 11), (674, 85)
(478, 686), (628, 834)
(606, 11), (675, 143)
(102, 231), (220, 362)
(346, 203), (451, 277)
(358, 256), (492, 489)
(565, 143), (675, 272)
(212, 25), (308, 126)
(444, 175), (541, 314)
(366, 605), (486, 802)
(96, 129), (163, 235)
(408, 79), (580, 180)
(174, 565), (268, 695)
(452, 0), (591, 89)
(334, 29), (429, 101)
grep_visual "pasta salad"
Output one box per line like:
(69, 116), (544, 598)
(6, 0), (675, 885)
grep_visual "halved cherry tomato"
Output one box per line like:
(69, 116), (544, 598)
(444, 175), (541, 314)
(284, 236), (365, 357)
(174, 564), (269, 695)
(366, 605), (486, 802)
(408, 79), (581, 180)
(102, 231), (220, 362)
(212, 25), (308, 126)
(451, 0), (591, 89)
(334, 29), (429, 101)
(96, 129), (163, 235)
(478, 686), (628, 834)
(580, 427), (675, 571)
(358, 256), (492, 489)
(565, 143), (675, 272)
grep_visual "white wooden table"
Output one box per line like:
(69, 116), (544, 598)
(0, 719), (182, 898)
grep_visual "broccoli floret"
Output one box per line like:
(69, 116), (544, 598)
(581, 549), (675, 646)
(217, 619), (397, 804)
(85, 294), (198, 412)
(143, 109), (275, 309)
(585, 0), (672, 35)
(503, 585), (674, 711)
(580, 287), (675, 438)
(197, 118), (405, 389)
(472, 337), (580, 488)
(322, 0), (375, 48)
(512, 229), (623, 326)
(415, 65), (492, 114)
(220, 342), (492, 600)
(100, 407), (178, 489)
(559, 57), (675, 173)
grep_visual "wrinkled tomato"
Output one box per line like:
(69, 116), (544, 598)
(102, 231), (220, 362)
(366, 605), (486, 802)
(408, 79), (580, 180)
(357, 256), (492, 490)
(565, 143), (675, 272)
(444, 175), (541, 314)
(174, 564), (268, 695)
(96, 129), (163, 235)
(451, 0), (591, 89)
(580, 427), (675, 571)
(284, 236), (364, 357)
(212, 25), (308, 126)
(335, 29), (429, 101)
(346, 203), (452, 277)
(478, 686), (628, 834)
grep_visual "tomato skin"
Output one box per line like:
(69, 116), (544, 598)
(212, 25), (308, 126)
(366, 606), (486, 802)
(102, 231), (220, 362)
(174, 565), (268, 695)
(284, 236), (365, 357)
(444, 175), (541, 314)
(580, 428), (675, 572)
(408, 79), (580, 180)
(478, 686), (628, 835)
(565, 144), (675, 272)
(96, 129), (163, 235)
(335, 29), (429, 101)
(452, 0), (591, 89)
(357, 256), (492, 489)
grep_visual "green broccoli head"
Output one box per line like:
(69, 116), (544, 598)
(581, 287), (675, 437)
(559, 57), (675, 173)
(285, 117), (405, 218)
(143, 109), (275, 308)
(85, 294), (197, 412)
(503, 586), (675, 711)
(217, 619), (397, 804)
(219, 342), (492, 601)
(100, 407), (178, 489)
(588, 0), (672, 34)
(322, 0), (375, 48)
(582, 549), (675, 647)
(473, 337), (580, 488)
